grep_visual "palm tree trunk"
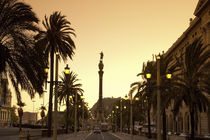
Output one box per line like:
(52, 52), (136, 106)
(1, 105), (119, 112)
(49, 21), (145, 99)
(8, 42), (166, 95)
(162, 108), (166, 140)
(66, 95), (69, 134)
(47, 46), (54, 137)
(190, 108), (195, 140)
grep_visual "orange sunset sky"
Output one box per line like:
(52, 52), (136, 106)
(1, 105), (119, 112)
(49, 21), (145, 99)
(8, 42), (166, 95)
(12, 0), (198, 115)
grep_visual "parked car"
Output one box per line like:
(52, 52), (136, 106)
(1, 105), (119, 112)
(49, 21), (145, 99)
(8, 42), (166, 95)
(141, 124), (156, 133)
(93, 126), (101, 134)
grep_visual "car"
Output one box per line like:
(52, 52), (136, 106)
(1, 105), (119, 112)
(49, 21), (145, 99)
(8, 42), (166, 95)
(204, 134), (210, 138)
(93, 126), (101, 134)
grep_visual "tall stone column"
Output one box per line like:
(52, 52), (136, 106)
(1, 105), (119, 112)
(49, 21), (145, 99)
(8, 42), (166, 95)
(96, 52), (104, 123)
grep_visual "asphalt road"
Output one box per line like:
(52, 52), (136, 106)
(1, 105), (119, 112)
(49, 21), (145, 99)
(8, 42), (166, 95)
(0, 127), (20, 140)
(86, 132), (121, 140)
(0, 127), (19, 136)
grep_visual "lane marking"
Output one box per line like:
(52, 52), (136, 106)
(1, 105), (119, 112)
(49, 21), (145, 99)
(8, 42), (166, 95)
(101, 132), (104, 139)
(109, 132), (124, 140)
(83, 132), (93, 140)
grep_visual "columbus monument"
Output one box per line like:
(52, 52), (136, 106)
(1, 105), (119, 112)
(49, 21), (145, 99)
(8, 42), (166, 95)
(96, 51), (105, 123)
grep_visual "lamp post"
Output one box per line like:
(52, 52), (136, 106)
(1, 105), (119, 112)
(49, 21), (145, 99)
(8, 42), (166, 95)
(115, 105), (119, 132)
(156, 55), (161, 140)
(146, 73), (152, 139)
(53, 52), (59, 140)
(74, 92), (78, 136)
(81, 96), (84, 131)
(112, 110), (114, 132)
(64, 65), (70, 134)
(162, 72), (172, 140)
(124, 95), (129, 133)
(45, 62), (70, 139)
(128, 92), (133, 136)
(120, 99), (123, 134)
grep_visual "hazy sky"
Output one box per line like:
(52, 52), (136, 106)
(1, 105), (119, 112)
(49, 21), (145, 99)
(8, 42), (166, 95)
(12, 0), (198, 115)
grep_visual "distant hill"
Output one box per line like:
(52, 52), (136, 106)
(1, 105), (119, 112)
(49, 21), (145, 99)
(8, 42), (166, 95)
(91, 97), (120, 118)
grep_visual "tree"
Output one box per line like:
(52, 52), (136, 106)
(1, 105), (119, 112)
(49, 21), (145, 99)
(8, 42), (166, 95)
(11, 106), (18, 126)
(57, 71), (83, 133)
(131, 61), (157, 138)
(35, 11), (76, 136)
(132, 55), (176, 140)
(0, 0), (47, 104)
(17, 102), (25, 131)
(173, 38), (210, 140)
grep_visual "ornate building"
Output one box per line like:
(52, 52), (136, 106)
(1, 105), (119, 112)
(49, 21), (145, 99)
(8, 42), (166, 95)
(164, 0), (210, 135)
(0, 78), (12, 126)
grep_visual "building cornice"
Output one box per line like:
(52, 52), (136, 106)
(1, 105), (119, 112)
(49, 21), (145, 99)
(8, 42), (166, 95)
(165, 17), (201, 57)
(194, 0), (209, 17)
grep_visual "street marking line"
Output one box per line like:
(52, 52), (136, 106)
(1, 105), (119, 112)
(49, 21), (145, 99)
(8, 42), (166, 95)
(101, 132), (104, 139)
(83, 132), (93, 140)
(109, 132), (124, 140)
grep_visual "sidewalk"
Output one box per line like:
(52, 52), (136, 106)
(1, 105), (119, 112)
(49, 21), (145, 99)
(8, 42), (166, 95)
(111, 132), (156, 140)
(39, 131), (92, 140)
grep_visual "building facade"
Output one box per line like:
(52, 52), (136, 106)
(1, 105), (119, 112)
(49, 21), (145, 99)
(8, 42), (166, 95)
(164, 0), (210, 135)
(0, 78), (12, 126)
(22, 112), (37, 124)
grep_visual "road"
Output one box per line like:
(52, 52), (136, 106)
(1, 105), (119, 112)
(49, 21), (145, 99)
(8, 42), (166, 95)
(86, 132), (121, 140)
(0, 127), (19, 140)
(0, 127), (19, 136)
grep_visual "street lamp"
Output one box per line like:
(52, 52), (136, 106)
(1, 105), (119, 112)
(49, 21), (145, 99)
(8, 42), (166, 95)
(166, 73), (172, 79)
(146, 73), (151, 79)
(81, 99), (85, 131)
(127, 92), (133, 136)
(115, 105), (119, 132)
(63, 64), (71, 134)
(156, 54), (161, 140)
(64, 64), (70, 74)
(45, 62), (70, 139)
(146, 73), (152, 139)
(53, 53), (60, 140)
(111, 110), (115, 132)
(162, 71), (172, 140)
(74, 93), (78, 136)
(120, 99), (123, 134)
(125, 95), (128, 100)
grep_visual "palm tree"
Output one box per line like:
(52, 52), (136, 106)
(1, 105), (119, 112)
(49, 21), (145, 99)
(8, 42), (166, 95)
(57, 71), (83, 134)
(131, 61), (157, 138)
(173, 38), (210, 140)
(133, 56), (176, 140)
(0, 0), (47, 104)
(35, 11), (76, 136)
